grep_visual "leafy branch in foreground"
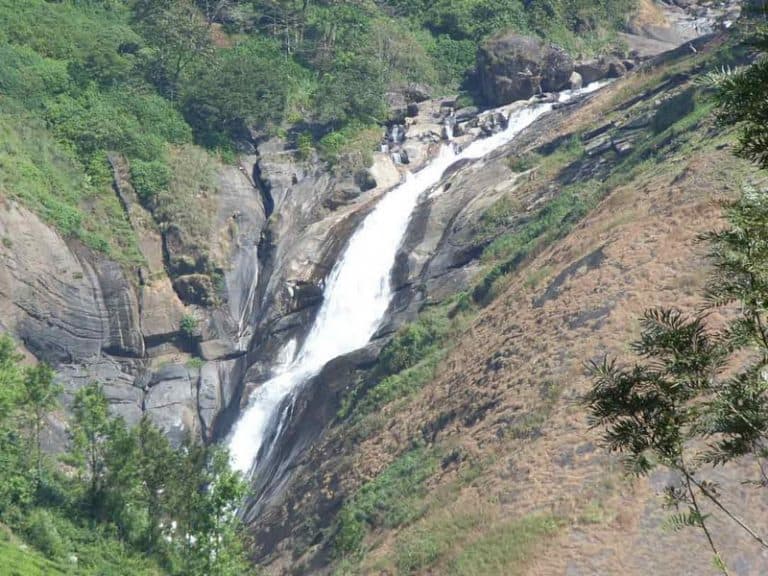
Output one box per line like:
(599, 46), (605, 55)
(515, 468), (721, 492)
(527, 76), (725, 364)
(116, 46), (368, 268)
(585, 24), (768, 574)
(584, 199), (768, 575)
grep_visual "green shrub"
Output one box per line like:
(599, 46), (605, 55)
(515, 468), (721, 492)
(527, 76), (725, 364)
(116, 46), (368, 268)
(350, 352), (444, 420)
(396, 526), (442, 573)
(334, 448), (439, 556)
(474, 189), (589, 304)
(379, 323), (438, 375)
(0, 44), (70, 106)
(25, 509), (68, 560)
(449, 515), (561, 576)
(318, 132), (347, 163)
(180, 313), (200, 340)
(296, 131), (314, 160)
(507, 154), (537, 173)
(130, 159), (171, 200)
(0, 536), (68, 576)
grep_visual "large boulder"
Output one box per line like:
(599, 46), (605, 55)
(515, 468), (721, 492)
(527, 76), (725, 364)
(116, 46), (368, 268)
(576, 56), (628, 85)
(477, 33), (574, 106)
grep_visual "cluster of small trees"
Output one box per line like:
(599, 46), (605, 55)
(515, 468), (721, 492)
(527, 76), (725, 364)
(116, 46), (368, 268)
(585, 27), (768, 575)
(0, 335), (250, 575)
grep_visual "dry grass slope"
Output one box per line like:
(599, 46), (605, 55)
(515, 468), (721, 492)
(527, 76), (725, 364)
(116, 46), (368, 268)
(347, 72), (768, 576)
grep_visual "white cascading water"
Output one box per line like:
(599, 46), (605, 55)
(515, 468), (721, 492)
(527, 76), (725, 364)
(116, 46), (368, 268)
(228, 82), (606, 476)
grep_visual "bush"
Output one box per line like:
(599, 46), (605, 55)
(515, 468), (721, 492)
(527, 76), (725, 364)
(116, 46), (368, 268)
(129, 159), (171, 201)
(25, 509), (68, 560)
(334, 448), (439, 555)
(296, 132), (314, 160)
(182, 36), (292, 145)
(379, 323), (440, 375)
(180, 313), (200, 340)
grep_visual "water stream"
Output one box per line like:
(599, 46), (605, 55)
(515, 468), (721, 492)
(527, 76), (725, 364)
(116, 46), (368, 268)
(228, 82), (606, 476)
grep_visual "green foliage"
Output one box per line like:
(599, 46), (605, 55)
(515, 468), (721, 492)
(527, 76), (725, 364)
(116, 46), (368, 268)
(339, 294), (473, 422)
(182, 36), (293, 145)
(393, 508), (489, 573)
(379, 318), (447, 375)
(0, 109), (140, 263)
(296, 131), (314, 160)
(71, 383), (112, 508)
(714, 33), (768, 168)
(507, 154), (538, 173)
(0, 0), (191, 263)
(180, 313), (201, 340)
(315, 56), (387, 126)
(316, 123), (382, 171)
(474, 188), (590, 304)
(168, 444), (250, 575)
(0, 525), (68, 575)
(154, 145), (218, 251)
(0, 340), (250, 576)
(0, 0), (638, 261)
(448, 515), (561, 575)
(130, 160), (172, 201)
(334, 448), (439, 556)
(132, 0), (213, 95)
(19, 364), (61, 492)
(25, 509), (68, 560)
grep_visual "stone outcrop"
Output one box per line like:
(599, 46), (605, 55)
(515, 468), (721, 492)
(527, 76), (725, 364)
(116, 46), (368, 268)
(477, 33), (574, 105)
(145, 363), (200, 446)
(0, 202), (138, 364)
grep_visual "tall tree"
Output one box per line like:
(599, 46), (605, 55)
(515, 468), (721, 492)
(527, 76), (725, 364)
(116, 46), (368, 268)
(134, 416), (177, 553)
(133, 0), (213, 98)
(0, 335), (31, 513)
(71, 383), (111, 511)
(18, 363), (61, 491)
(169, 440), (251, 575)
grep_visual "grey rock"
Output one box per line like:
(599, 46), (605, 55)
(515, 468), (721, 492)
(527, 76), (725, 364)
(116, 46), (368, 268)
(569, 71), (583, 91)
(404, 83), (432, 103)
(575, 58), (611, 85)
(198, 358), (244, 440)
(140, 280), (185, 343)
(455, 106), (480, 122)
(146, 363), (199, 446)
(57, 358), (143, 428)
(386, 91), (408, 122)
(0, 203), (141, 364)
(354, 169), (377, 192)
(477, 33), (574, 105)
(199, 339), (241, 361)
(89, 256), (144, 358)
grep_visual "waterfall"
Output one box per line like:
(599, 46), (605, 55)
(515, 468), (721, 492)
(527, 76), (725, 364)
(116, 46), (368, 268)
(227, 82), (607, 477)
(236, 262), (258, 349)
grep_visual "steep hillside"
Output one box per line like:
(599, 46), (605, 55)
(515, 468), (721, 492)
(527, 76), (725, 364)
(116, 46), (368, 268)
(242, 29), (767, 576)
(0, 0), (760, 574)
